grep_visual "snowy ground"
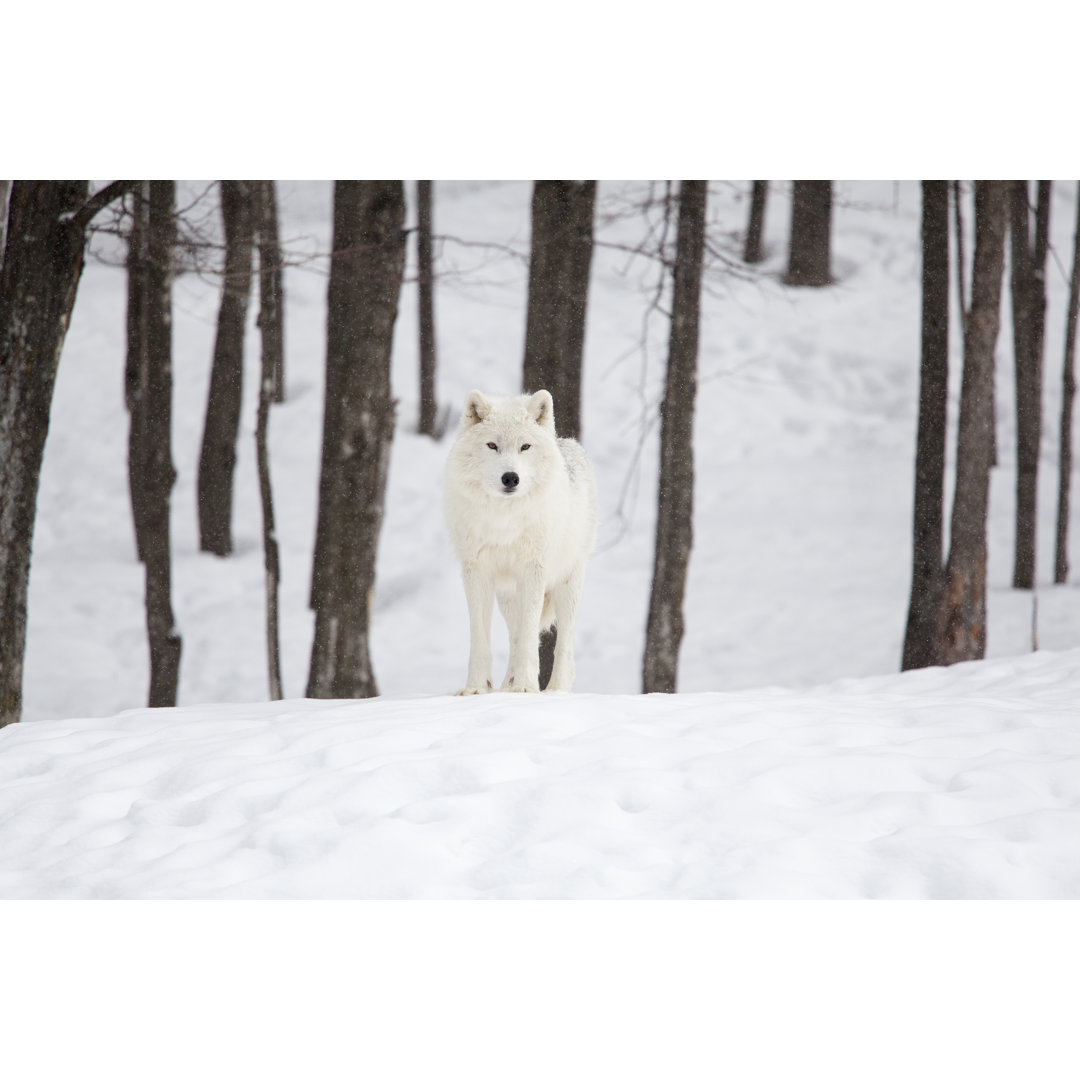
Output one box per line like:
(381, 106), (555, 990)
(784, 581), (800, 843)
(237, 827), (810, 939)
(6, 180), (1080, 901)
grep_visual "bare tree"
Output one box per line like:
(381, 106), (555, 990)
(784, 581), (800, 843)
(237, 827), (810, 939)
(930, 181), (1008, 666)
(307, 181), (406, 699)
(1009, 180), (1051, 590)
(643, 180), (707, 694)
(198, 180), (255, 556)
(522, 179), (597, 689)
(522, 180), (596, 444)
(785, 181), (832, 287)
(253, 180), (284, 699)
(1, 181), (134, 726)
(1054, 183), (1080, 584)
(743, 180), (768, 264)
(416, 180), (440, 437)
(902, 181), (950, 671)
(126, 181), (182, 706)
(256, 180), (286, 404)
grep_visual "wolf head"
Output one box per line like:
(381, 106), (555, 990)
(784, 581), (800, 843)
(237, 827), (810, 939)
(450, 389), (561, 500)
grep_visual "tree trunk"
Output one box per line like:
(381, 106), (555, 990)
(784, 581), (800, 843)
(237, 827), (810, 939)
(901, 181), (950, 671)
(255, 180), (286, 404)
(522, 179), (597, 689)
(743, 180), (768, 264)
(522, 180), (596, 444)
(1010, 180), (1051, 590)
(416, 180), (439, 437)
(931, 181), (1008, 666)
(1, 181), (133, 727)
(126, 182), (182, 707)
(254, 181), (284, 700)
(785, 181), (832, 287)
(1054, 183), (1080, 584)
(643, 180), (707, 694)
(0, 181), (11, 276)
(307, 181), (406, 700)
(198, 180), (255, 556)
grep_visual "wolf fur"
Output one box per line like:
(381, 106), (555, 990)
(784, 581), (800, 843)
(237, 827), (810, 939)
(444, 388), (598, 694)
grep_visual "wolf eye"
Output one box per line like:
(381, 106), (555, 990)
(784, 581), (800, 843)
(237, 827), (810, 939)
(486, 442), (498, 451)
(520, 443), (531, 451)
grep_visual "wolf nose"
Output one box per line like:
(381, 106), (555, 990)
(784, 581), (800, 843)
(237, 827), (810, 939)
(501, 471), (519, 490)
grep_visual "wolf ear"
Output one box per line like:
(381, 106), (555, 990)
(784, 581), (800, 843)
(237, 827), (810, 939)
(463, 390), (492, 427)
(527, 389), (555, 432)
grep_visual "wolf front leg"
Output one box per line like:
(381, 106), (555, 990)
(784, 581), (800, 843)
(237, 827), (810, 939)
(546, 565), (585, 692)
(458, 563), (495, 695)
(503, 562), (545, 692)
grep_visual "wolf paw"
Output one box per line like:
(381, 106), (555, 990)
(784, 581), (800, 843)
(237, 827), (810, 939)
(456, 681), (492, 696)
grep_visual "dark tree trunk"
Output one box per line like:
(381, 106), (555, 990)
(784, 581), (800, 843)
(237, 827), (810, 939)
(931, 181), (1008, 666)
(522, 180), (596, 690)
(743, 180), (768, 264)
(0, 181), (11, 274)
(255, 180), (286, 404)
(1054, 184), (1080, 584)
(1009, 180), (1051, 590)
(253, 181), (284, 700)
(642, 180), (707, 694)
(126, 181), (182, 707)
(1, 180), (133, 727)
(307, 181), (406, 700)
(785, 181), (832, 287)
(522, 180), (596, 444)
(902, 181), (950, 671)
(416, 180), (439, 437)
(198, 180), (255, 556)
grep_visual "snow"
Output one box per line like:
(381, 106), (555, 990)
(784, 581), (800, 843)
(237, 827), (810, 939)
(6, 180), (1080, 905)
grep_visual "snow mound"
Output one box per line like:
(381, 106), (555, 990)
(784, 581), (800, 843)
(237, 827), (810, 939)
(3, 648), (1079, 898)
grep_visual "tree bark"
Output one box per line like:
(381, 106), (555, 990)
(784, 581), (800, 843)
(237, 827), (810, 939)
(522, 180), (596, 444)
(307, 181), (406, 699)
(416, 180), (439, 437)
(522, 180), (597, 689)
(126, 182), (182, 707)
(1, 181), (134, 726)
(0, 181), (11, 276)
(743, 180), (768, 264)
(930, 181), (1008, 666)
(198, 180), (255, 556)
(1009, 180), (1051, 590)
(901, 181), (950, 671)
(643, 180), (707, 694)
(785, 181), (832, 287)
(1054, 183), (1080, 585)
(255, 180), (286, 404)
(253, 181), (284, 700)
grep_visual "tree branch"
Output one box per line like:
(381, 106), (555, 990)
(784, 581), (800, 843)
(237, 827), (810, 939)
(67, 180), (139, 233)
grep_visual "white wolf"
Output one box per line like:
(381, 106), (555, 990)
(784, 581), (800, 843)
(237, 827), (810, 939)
(444, 388), (597, 695)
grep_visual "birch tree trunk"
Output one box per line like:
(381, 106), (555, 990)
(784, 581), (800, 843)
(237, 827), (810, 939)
(1, 180), (133, 726)
(307, 181), (406, 699)
(198, 180), (255, 556)
(902, 181), (950, 671)
(1054, 184), (1080, 584)
(643, 180), (707, 694)
(930, 180), (1008, 666)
